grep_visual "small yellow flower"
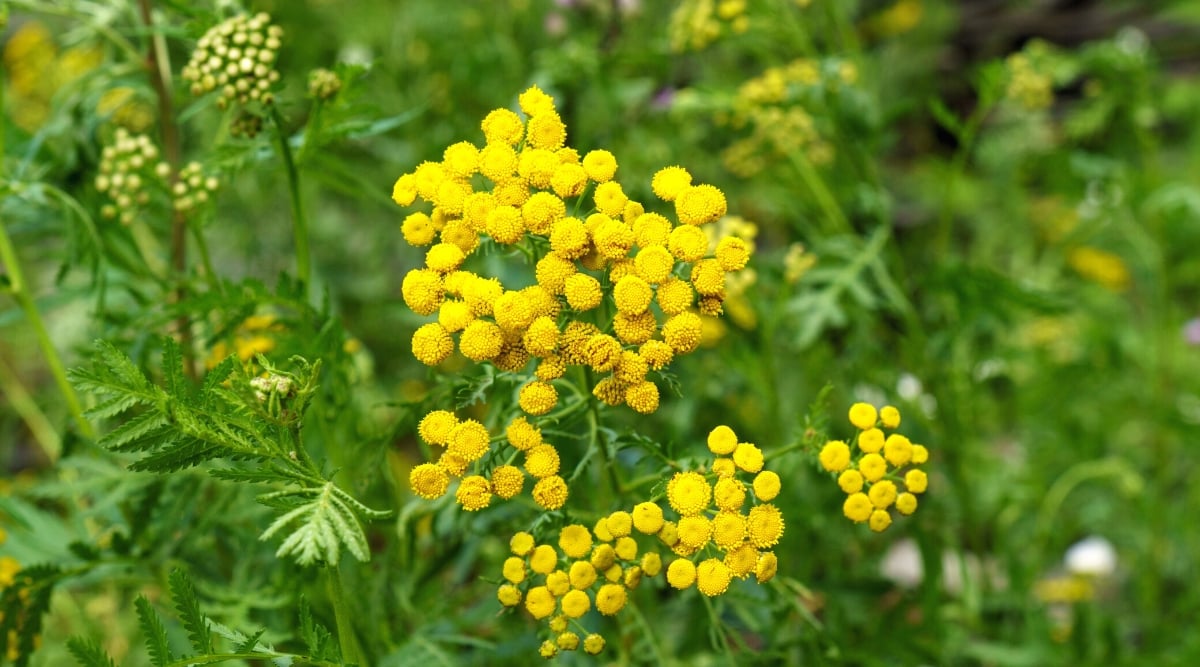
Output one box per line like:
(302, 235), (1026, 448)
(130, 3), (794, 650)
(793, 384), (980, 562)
(869, 509), (892, 532)
(896, 492), (918, 515)
(614, 351), (649, 384)
(880, 405), (901, 428)
(613, 275), (653, 315)
(641, 551), (663, 576)
(632, 502), (665, 534)
(663, 312), (703, 354)
(677, 515), (713, 550)
(479, 143), (519, 180)
(529, 544), (558, 574)
(594, 181), (629, 217)
(753, 471), (781, 501)
(755, 551), (778, 583)
(583, 334), (623, 372)
(539, 639), (557, 658)
(582, 149), (618, 182)
(868, 480), (898, 509)
(401, 269), (444, 316)
(656, 278), (695, 316)
(558, 524), (593, 559)
(837, 469), (864, 494)
(668, 224), (709, 262)
(706, 425), (738, 455)
(401, 211), (436, 245)
(696, 558), (732, 596)
(569, 560), (597, 589)
(591, 543), (617, 570)
(639, 340), (674, 370)
(506, 416), (542, 451)
(418, 410), (458, 445)
(714, 236), (750, 271)
(711, 511), (747, 550)
(859, 453), (887, 482)
(843, 492), (872, 522)
(536, 355), (567, 381)
(511, 531), (535, 556)
(532, 475), (569, 510)
(550, 162), (588, 198)
(905, 469), (928, 494)
(858, 428), (884, 453)
(724, 542), (758, 578)
(497, 584), (522, 606)
(522, 316), (560, 357)
(502, 556), (527, 584)
(448, 419), (490, 462)
(409, 463), (450, 499)
(519, 84), (556, 117)
(583, 633), (605, 655)
(606, 511), (633, 537)
(848, 402), (878, 430)
(393, 174), (419, 207)
(633, 245), (674, 285)
(563, 273), (603, 311)
(614, 536), (638, 561)
(884, 433), (914, 467)
(524, 444), (562, 479)
(667, 558), (697, 589)
(485, 205), (524, 244)
(658, 521), (679, 546)
(557, 631), (580, 651)
(519, 380), (559, 416)
(912, 444), (929, 464)
(458, 320), (504, 361)
(560, 589), (591, 618)
(481, 108), (525, 147)
(667, 471), (712, 516)
(713, 477), (746, 511)
(437, 300), (474, 333)
(747, 504), (784, 548)
(732, 442), (764, 473)
(524, 586), (556, 620)
(592, 377), (627, 407)
(455, 475), (492, 511)
(690, 259), (726, 296)
(546, 570), (570, 596)
(819, 440), (851, 472)
(521, 191), (566, 235)
(438, 451), (468, 476)
(651, 165), (693, 201)
(675, 184), (728, 226)
(712, 457), (737, 478)
(625, 381), (660, 414)
(534, 253), (576, 295)
(595, 583), (627, 615)
(411, 322), (454, 366)
(633, 213), (672, 247)
(526, 111), (567, 150)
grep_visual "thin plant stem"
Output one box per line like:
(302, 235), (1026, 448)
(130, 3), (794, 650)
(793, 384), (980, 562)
(0, 354), (62, 460)
(787, 151), (853, 236)
(626, 599), (670, 666)
(0, 224), (96, 440)
(270, 106), (312, 299)
(326, 564), (361, 665)
(582, 367), (622, 499)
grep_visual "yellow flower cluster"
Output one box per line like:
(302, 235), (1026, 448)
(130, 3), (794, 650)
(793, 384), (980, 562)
(182, 13), (283, 108)
(819, 403), (928, 532)
(1, 20), (104, 132)
(205, 313), (281, 368)
(668, 0), (749, 53)
(1006, 52), (1053, 111)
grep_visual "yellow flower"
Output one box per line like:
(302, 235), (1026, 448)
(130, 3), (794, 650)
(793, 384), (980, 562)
(819, 440), (851, 472)
(438, 452), (468, 476)
(884, 434), (914, 467)
(625, 381), (660, 414)
(613, 275), (653, 315)
(479, 143), (518, 180)
(557, 631), (580, 651)
(912, 444), (929, 464)
(590, 543), (617, 570)
(667, 558), (697, 589)
(534, 253), (576, 294)
(634, 245), (675, 285)
(714, 236), (750, 271)
(569, 560), (597, 589)
(497, 584), (522, 606)
(613, 311), (657, 345)
(713, 477), (746, 511)
(595, 583), (627, 615)
(519, 84), (557, 116)
(592, 183), (628, 219)
(668, 225), (709, 262)
(455, 475), (492, 511)
(518, 148), (559, 188)
(869, 509), (892, 532)
(583, 334), (623, 372)
(506, 416), (542, 451)
(868, 480), (898, 509)
(880, 405), (901, 429)
(412, 161), (446, 200)
(532, 475), (569, 510)
(632, 502), (665, 534)
(896, 492), (918, 515)
(651, 165), (693, 201)
(525, 586), (556, 620)
(448, 419), (490, 462)
(442, 141), (479, 177)
(859, 453), (887, 482)
(511, 531), (535, 556)
(526, 111), (567, 150)
(747, 504), (784, 548)
(848, 402), (878, 430)
(393, 174), (418, 207)
(411, 322), (454, 366)
(658, 521), (679, 546)
(438, 300), (474, 333)
(440, 220), (479, 254)
(662, 312), (703, 354)
(556, 525), (593, 560)
(677, 515), (713, 550)
(401, 269), (444, 316)
(485, 205), (524, 244)
(401, 211), (435, 245)
(753, 471), (781, 501)
(755, 551), (778, 583)
(905, 469), (928, 494)
(675, 184), (727, 225)
(696, 558), (732, 596)
(536, 355), (566, 381)
(458, 320), (504, 361)
(582, 149), (618, 182)
(583, 633), (606, 655)
(546, 570), (571, 596)
(522, 192), (566, 235)
(614, 536), (638, 561)
(633, 213), (672, 248)
(490, 465), (525, 499)
(560, 589), (591, 618)
(481, 108), (524, 146)
(712, 457), (737, 478)
(858, 428), (884, 453)
(639, 340), (674, 370)
(564, 274), (602, 311)
(524, 444), (561, 478)
(539, 640), (558, 658)
(418, 410), (458, 445)
(843, 492), (872, 522)
(493, 179), (530, 206)
(706, 425), (738, 455)
(667, 471), (712, 516)
(837, 469), (864, 494)
(521, 316), (559, 357)
(641, 551), (663, 577)
(409, 463), (450, 499)
(605, 511), (632, 537)
(549, 615), (569, 633)
(724, 543), (758, 578)
(528, 544), (558, 574)
(551, 162), (588, 198)
(712, 511), (747, 550)
(503, 556), (527, 584)
(614, 351), (649, 384)
(732, 442), (764, 473)
(690, 259), (726, 296)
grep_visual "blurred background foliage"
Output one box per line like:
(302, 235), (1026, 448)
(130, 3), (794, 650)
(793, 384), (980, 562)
(4, 0), (1200, 664)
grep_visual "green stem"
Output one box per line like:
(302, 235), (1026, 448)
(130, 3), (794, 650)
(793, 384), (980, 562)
(0, 354), (61, 460)
(190, 219), (224, 295)
(700, 594), (736, 664)
(271, 106), (311, 299)
(583, 368), (621, 499)
(786, 151), (852, 236)
(626, 599), (669, 665)
(935, 99), (993, 256)
(0, 223), (96, 440)
(327, 564), (361, 665)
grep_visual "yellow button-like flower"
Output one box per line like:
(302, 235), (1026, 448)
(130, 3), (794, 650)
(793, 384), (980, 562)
(905, 469), (928, 494)
(569, 560), (597, 589)
(594, 181), (629, 217)
(524, 585), (556, 620)
(393, 173), (418, 206)
(534, 253), (576, 295)
(539, 640), (557, 658)
(551, 162), (588, 198)
(639, 340), (674, 370)
(497, 584), (522, 607)
(868, 480), (898, 509)
(707, 425), (738, 455)
(911, 444), (929, 464)
(713, 477), (746, 511)
(658, 521), (679, 546)
(582, 149), (617, 182)
(524, 444), (561, 480)
(662, 311), (703, 354)
(667, 224), (708, 262)
(724, 542), (758, 579)
(613, 311), (657, 345)
(869, 509), (892, 532)
(884, 433), (914, 467)
(755, 551), (778, 583)
(595, 583), (627, 615)
(558, 524), (593, 559)
(690, 258), (726, 296)
(674, 184), (727, 225)
(401, 211), (436, 246)
(896, 492), (918, 515)
(438, 451), (468, 476)
(633, 213), (672, 248)
(634, 245), (674, 285)
(458, 320), (503, 361)
(493, 178), (530, 206)
(481, 108), (524, 146)
(506, 416), (542, 451)
(413, 161), (445, 200)
(418, 410), (458, 446)
(614, 351), (649, 384)
(434, 179), (469, 216)
(564, 273), (602, 311)
(583, 634), (605, 655)
(560, 589), (591, 619)
(455, 475), (492, 511)
(614, 536), (638, 562)
(546, 570), (570, 596)
(557, 631), (580, 651)
(651, 165), (693, 201)
(641, 551), (663, 577)
(711, 511), (747, 550)
(521, 191), (565, 235)
(519, 84), (556, 117)
(437, 300), (474, 333)
(819, 440), (851, 472)
(409, 463), (449, 499)
(753, 471), (781, 502)
(445, 420), (488, 462)
(714, 236), (750, 271)
(838, 469), (864, 494)
(667, 558), (696, 589)
(529, 544), (558, 574)
(490, 465), (525, 499)
(526, 110), (566, 150)
(848, 402), (878, 430)
(606, 511), (633, 537)
(712, 457), (737, 478)
(880, 405), (901, 428)
(592, 377), (627, 407)
(485, 205), (524, 245)
(696, 558), (732, 597)
(401, 269), (444, 316)
(536, 354), (566, 381)
(858, 428), (884, 453)
(590, 543), (616, 570)
(859, 453), (887, 482)
(583, 334), (622, 372)
(677, 515), (712, 550)
(520, 148), (560, 189)
(625, 381), (660, 414)
(632, 502), (664, 534)
(748, 504), (784, 548)
(843, 492), (872, 522)
(411, 322), (453, 366)
(442, 141), (479, 178)
(667, 471), (712, 516)
(532, 475), (569, 510)
(511, 531), (535, 556)
(502, 556), (526, 584)
(732, 442), (764, 473)
(478, 143), (518, 181)
(613, 275), (653, 315)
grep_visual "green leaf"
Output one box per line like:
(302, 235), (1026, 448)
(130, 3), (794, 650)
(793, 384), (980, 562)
(260, 483), (378, 566)
(161, 336), (191, 405)
(128, 437), (223, 473)
(928, 98), (964, 139)
(66, 638), (118, 667)
(135, 596), (173, 667)
(168, 569), (213, 655)
(99, 410), (169, 451)
(297, 596), (335, 660)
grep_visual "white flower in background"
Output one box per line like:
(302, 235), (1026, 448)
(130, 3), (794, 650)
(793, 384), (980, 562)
(1064, 536), (1117, 577)
(880, 538), (923, 589)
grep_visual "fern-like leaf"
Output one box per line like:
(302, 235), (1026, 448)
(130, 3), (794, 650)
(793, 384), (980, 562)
(169, 569), (213, 655)
(127, 437), (223, 473)
(260, 483), (377, 566)
(161, 336), (192, 405)
(135, 596), (173, 667)
(99, 410), (169, 451)
(66, 638), (118, 667)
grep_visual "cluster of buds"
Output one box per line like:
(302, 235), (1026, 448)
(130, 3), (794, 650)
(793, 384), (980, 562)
(307, 68), (342, 101)
(171, 161), (220, 214)
(182, 13), (282, 109)
(95, 128), (161, 225)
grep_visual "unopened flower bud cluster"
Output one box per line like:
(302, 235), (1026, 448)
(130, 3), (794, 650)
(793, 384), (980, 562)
(95, 128), (161, 225)
(172, 161), (220, 213)
(182, 13), (282, 109)
(307, 68), (342, 101)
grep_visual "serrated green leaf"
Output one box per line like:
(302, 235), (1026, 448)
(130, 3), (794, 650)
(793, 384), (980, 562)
(128, 437), (223, 473)
(161, 336), (191, 405)
(200, 355), (238, 404)
(82, 393), (144, 420)
(66, 638), (118, 667)
(135, 596), (173, 667)
(99, 410), (169, 451)
(169, 569), (213, 655)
